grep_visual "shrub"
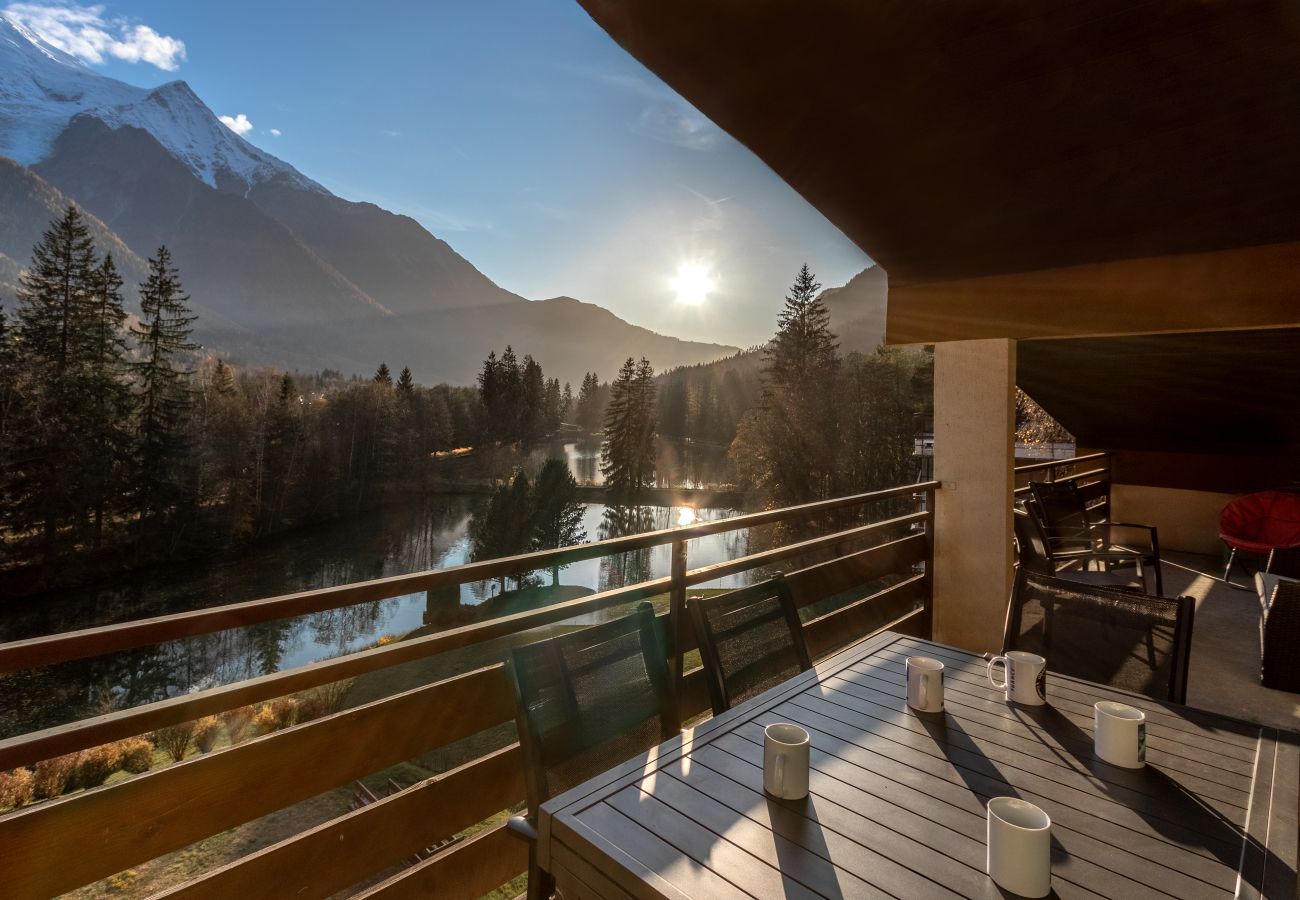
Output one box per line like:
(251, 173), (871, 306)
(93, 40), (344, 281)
(253, 697), (298, 735)
(117, 737), (154, 774)
(295, 678), (355, 724)
(0, 768), (35, 809)
(193, 716), (221, 753)
(32, 754), (78, 799)
(75, 742), (124, 788)
(153, 721), (196, 762)
(220, 706), (255, 744)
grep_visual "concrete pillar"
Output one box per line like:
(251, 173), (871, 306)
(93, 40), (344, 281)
(932, 339), (1016, 653)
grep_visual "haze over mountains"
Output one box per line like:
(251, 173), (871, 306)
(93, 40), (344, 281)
(0, 16), (742, 385)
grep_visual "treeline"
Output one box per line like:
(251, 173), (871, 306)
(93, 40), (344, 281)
(657, 352), (764, 446)
(0, 207), (483, 583)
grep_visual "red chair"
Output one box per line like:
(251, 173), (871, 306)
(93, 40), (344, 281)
(1219, 491), (1300, 583)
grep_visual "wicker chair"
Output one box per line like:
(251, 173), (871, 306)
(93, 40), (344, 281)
(689, 573), (812, 715)
(1014, 506), (1144, 589)
(506, 602), (678, 900)
(1029, 480), (1164, 596)
(1003, 569), (1195, 704)
(1258, 577), (1300, 693)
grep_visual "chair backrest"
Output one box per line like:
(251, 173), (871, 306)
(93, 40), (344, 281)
(689, 573), (812, 715)
(1003, 569), (1195, 704)
(1014, 505), (1054, 574)
(1029, 480), (1095, 554)
(508, 602), (678, 813)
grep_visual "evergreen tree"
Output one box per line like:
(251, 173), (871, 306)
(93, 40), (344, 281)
(396, 366), (415, 399)
(748, 264), (841, 503)
(601, 357), (657, 495)
(520, 354), (545, 441)
(575, 371), (602, 433)
(259, 373), (301, 532)
(83, 253), (133, 545)
(469, 469), (534, 591)
(477, 350), (501, 441)
(768, 263), (837, 385)
(531, 457), (586, 584)
(560, 381), (573, 424)
(131, 246), (197, 544)
(498, 345), (522, 440)
(542, 376), (562, 435)
(7, 205), (99, 561)
(373, 362), (392, 386)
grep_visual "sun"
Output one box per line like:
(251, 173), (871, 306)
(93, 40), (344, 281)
(671, 262), (716, 306)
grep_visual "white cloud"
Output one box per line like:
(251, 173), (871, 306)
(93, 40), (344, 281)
(269, 128), (282, 137)
(219, 113), (253, 136)
(2, 2), (187, 70)
(635, 105), (717, 151)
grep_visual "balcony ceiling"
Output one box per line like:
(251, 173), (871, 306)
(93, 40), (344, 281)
(578, 1), (1300, 342)
(1017, 327), (1300, 476)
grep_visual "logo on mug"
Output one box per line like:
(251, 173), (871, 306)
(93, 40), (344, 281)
(1034, 668), (1046, 701)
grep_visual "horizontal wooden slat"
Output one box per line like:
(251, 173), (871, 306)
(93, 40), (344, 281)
(354, 820), (526, 900)
(0, 665), (516, 899)
(784, 534), (927, 608)
(683, 510), (928, 587)
(0, 577), (670, 771)
(0, 482), (938, 674)
(803, 575), (926, 659)
(1013, 452), (1110, 475)
(160, 743), (526, 900)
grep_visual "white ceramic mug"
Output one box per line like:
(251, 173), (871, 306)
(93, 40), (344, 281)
(987, 650), (1047, 706)
(987, 796), (1052, 898)
(1094, 701), (1146, 768)
(906, 656), (945, 713)
(763, 722), (810, 800)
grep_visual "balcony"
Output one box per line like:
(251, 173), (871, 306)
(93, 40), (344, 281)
(0, 483), (939, 898)
(2, 455), (1296, 897)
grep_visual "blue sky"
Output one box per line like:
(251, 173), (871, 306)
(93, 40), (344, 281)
(6, 1), (870, 347)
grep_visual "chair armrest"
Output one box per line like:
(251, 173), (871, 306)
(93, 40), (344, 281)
(1091, 523), (1159, 554)
(506, 814), (538, 845)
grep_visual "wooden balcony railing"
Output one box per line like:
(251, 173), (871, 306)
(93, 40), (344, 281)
(0, 481), (937, 900)
(1014, 451), (1112, 516)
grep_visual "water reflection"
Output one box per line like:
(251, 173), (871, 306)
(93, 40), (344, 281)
(0, 496), (748, 737)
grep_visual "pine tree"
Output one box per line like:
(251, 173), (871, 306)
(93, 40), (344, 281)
(560, 381), (573, 424)
(7, 205), (99, 561)
(542, 376), (562, 436)
(601, 357), (657, 495)
(83, 253), (134, 546)
(767, 263), (837, 385)
(498, 345), (522, 441)
(575, 372), (602, 433)
(396, 366), (415, 399)
(476, 350), (501, 441)
(131, 246), (197, 545)
(373, 362), (392, 386)
(748, 263), (842, 503)
(520, 354), (545, 442)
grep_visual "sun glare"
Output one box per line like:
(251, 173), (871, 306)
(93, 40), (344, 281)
(671, 262), (716, 306)
(676, 507), (698, 526)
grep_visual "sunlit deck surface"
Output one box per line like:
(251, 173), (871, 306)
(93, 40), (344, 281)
(1163, 552), (1300, 731)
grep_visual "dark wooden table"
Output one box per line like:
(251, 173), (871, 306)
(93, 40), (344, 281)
(538, 631), (1299, 899)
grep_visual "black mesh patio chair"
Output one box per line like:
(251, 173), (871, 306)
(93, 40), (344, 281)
(1015, 506), (1144, 590)
(506, 602), (679, 900)
(1003, 569), (1195, 704)
(689, 573), (812, 715)
(1029, 480), (1164, 596)
(1260, 577), (1300, 693)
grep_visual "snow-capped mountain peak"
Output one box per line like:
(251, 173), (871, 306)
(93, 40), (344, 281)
(0, 14), (317, 193)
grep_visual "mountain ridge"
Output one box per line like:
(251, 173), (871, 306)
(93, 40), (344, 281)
(0, 15), (738, 384)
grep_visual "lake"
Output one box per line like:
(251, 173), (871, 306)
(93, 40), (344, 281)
(0, 495), (751, 738)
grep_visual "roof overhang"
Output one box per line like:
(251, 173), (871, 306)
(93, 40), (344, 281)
(578, 1), (1300, 343)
